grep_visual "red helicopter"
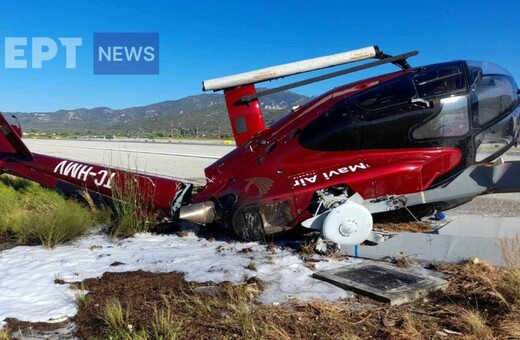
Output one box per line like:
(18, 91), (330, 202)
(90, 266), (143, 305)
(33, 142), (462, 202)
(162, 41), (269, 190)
(1, 46), (519, 246)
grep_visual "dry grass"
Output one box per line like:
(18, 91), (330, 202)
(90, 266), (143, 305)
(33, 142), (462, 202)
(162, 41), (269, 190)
(74, 281), (92, 311)
(69, 245), (520, 339)
(108, 172), (157, 238)
(373, 221), (433, 233)
(29, 200), (94, 248)
(426, 241), (520, 339)
(75, 292), (92, 311)
(246, 261), (258, 271)
(100, 298), (126, 331)
(499, 233), (520, 269)
(0, 328), (10, 340)
(498, 316), (520, 337)
(455, 308), (494, 339)
(498, 234), (520, 304)
(299, 239), (317, 256)
(388, 312), (423, 339)
(98, 298), (139, 339)
(150, 304), (183, 340)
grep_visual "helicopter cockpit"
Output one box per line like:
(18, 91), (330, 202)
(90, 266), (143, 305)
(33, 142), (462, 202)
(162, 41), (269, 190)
(299, 60), (520, 166)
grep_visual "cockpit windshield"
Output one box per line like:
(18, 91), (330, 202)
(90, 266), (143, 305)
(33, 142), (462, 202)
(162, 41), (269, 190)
(467, 61), (518, 126)
(468, 61), (514, 80)
(468, 61), (520, 162)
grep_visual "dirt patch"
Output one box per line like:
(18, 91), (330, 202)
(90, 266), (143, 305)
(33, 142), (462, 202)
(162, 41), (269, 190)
(72, 271), (200, 339)
(2, 261), (519, 339)
(71, 270), (389, 339)
(373, 222), (434, 233)
(63, 261), (520, 339)
(0, 242), (16, 252)
(5, 318), (69, 333)
(5, 318), (76, 339)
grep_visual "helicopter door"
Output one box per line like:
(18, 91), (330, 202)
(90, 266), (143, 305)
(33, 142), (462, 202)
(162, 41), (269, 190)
(350, 75), (433, 149)
(298, 99), (362, 151)
(411, 95), (470, 140)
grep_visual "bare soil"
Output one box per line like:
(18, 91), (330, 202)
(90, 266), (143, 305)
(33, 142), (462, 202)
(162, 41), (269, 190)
(71, 262), (519, 339)
(4, 260), (520, 339)
(0, 242), (16, 252)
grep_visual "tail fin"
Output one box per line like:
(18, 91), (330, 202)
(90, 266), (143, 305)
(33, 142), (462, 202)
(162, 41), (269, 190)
(0, 112), (33, 160)
(223, 85), (265, 147)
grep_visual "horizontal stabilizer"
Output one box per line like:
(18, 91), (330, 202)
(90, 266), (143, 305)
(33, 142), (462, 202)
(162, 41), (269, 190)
(0, 112), (33, 160)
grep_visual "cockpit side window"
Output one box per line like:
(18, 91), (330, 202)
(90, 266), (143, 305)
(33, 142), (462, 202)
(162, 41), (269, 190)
(470, 73), (518, 126)
(299, 99), (362, 151)
(413, 62), (466, 98)
(300, 75), (431, 151)
(351, 76), (416, 110)
(412, 96), (470, 139)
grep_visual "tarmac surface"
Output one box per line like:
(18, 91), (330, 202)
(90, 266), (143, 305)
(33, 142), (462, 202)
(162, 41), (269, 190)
(25, 138), (234, 184)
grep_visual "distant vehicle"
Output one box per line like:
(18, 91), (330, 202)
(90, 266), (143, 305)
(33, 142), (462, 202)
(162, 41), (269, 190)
(1, 46), (519, 246)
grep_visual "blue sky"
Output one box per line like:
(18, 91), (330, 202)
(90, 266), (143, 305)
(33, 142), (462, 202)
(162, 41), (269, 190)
(0, 0), (518, 112)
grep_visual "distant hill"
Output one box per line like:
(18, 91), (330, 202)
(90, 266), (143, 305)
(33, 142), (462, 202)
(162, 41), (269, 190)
(7, 89), (311, 136)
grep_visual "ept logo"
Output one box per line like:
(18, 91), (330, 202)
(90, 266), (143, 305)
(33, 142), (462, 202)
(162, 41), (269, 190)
(93, 32), (159, 75)
(4, 37), (82, 69)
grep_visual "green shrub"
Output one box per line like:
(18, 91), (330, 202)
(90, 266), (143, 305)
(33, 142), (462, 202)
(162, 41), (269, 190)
(0, 175), (32, 191)
(0, 184), (18, 216)
(0, 172), (161, 246)
(27, 200), (94, 248)
(0, 175), (95, 247)
(0, 183), (27, 239)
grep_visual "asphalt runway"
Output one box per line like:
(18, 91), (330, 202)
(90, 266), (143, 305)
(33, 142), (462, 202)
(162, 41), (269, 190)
(24, 139), (235, 184)
(23, 139), (520, 218)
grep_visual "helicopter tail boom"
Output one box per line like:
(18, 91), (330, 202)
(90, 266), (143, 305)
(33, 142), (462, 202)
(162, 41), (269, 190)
(0, 112), (189, 217)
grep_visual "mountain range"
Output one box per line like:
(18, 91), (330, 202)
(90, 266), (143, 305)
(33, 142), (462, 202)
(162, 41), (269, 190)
(7, 88), (311, 136)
